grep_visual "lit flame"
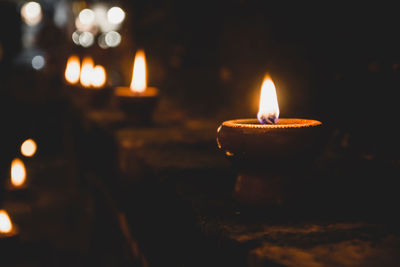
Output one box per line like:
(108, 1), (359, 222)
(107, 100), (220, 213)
(21, 138), (37, 157)
(130, 50), (147, 93)
(92, 65), (106, 88)
(11, 158), (26, 188)
(0, 210), (13, 233)
(65, 55), (81, 84)
(257, 75), (279, 124)
(80, 57), (94, 87)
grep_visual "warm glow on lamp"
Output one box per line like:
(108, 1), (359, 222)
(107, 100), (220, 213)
(11, 158), (26, 188)
(257, 75), (280, 124)
(0, 210), (13, 234)
(92, 65), (106, 88)
(21, 139), (37, 157)
(65, 55), (81, 84)
(130, 50), (147, 93)
(80, 57), (94, 87)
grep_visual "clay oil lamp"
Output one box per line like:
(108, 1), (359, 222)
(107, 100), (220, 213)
(114, 49), (159, 125)
(217, 75), (324, 206)
(64, 55), (110, 108)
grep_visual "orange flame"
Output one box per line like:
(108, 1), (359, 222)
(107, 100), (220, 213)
(21, 138), (37, 157)
(0, 210), (13, 234)
(257, 75), (279, 124)
(80, 56), (94, 87)
(11, 158), (26, 188)
(130, 50), (147, 93)
(92, 65), (107, 88)
(65, 55), (81, 84)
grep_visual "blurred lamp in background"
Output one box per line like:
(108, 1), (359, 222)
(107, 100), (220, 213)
(130, 50), (147, 93)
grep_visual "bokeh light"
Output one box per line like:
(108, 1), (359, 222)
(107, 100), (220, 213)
(21, 138), (37, 157)
(105, 31), (121, 47)
(0, 210), (13, 233)
(10, 158), (26, 187)
(79, 9), (95, 25)
(21, 1), (42, 26)
(107, 7), (125, 24)
(79, 32), (94, 47)
(32, 55), (45, 70)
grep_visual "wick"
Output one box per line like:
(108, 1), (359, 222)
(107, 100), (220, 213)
(257, 113), (279, 124)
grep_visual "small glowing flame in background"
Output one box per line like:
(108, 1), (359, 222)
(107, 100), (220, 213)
(11, 158), (26, 188)
(21, 139), (37, 157)
(0, 210), (13, 234)
(21, 1), (42, 26)
(257, 75), (280, 124)
(130, 50), (147, 93)
(65, 55), (81, 84)
(92, 65), (106, 88)
(80, 57), (95, 87)
(65, 56), (106, 88)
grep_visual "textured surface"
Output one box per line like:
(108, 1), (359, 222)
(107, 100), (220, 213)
(76, 103), (400, 266)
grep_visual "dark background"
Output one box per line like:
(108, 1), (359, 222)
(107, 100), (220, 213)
(0, 1), (399, 265)
(1, 1), (399, 159)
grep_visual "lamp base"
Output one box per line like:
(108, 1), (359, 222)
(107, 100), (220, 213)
(114, 87), (159, 125)
(233, 173), (285, 206)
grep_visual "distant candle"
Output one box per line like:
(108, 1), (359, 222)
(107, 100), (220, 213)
(0, 210), (18, 240)
(10, 158), (27, 189)
(80, 57), (95, 87)
(0, 210), (13, 234)
(65, 55), (81, 84)
(130, 49), (147, 93)
(114, 49), (159, 124)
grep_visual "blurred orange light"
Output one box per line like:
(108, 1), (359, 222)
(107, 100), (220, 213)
(92, 65), (106, 88)
(130, 50), (147, 93)
(0, 210), (13, 234)
(21, 138), (37, 157)
(65, 55), (81, 84)
(80, 57), (94, 87)
(11, 158), (26, 188)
